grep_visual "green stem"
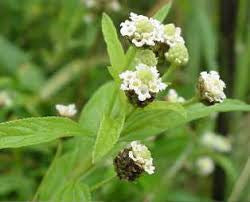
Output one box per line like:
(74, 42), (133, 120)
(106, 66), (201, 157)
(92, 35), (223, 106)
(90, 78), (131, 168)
(162, 63), (177, 82)
(228, 157), (250, 202)
(89, 174), (116, 192)
(183, 96), (199, 106)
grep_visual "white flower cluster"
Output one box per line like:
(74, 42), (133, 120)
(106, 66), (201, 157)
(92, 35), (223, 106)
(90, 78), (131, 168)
(128, 141), (155, 174)
(120, 64), (167, 101)
(165, 89), (185, 103)
(201, 132), (232, 153)
(120, 13), (185, 48)
(196, 156), (214, 176)
(120, 13), (164, 47)
(56, 104), (77, 117)
(198, 71), (226, 103)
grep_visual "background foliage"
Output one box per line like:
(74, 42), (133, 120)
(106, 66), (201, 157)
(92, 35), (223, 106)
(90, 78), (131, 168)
(0, 0), (249, 201)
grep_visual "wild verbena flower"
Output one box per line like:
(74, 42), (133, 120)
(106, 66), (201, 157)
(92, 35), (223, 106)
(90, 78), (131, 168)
(120, 64), (167, 106)
(163, 23), (184, 47)
(113, 141), (155, 181)
(120, 13), (164, 47)
(165, 89), (185, 103)
(201, 132), (232, 153)
(196, 156), (214, 176)
(55, 104), (77, 117)
(197, 71), (226, 104)
(165, 43), (189, 66)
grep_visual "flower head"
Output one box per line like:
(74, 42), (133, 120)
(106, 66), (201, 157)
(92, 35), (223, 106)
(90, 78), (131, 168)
(165, 89), (185, 103)
(163, 23), (184, 47)
(55, 104), (77, 117)
(197, 71), (226, 103)
(120, 13), (164, 47)
(201, 132), (232, 153)
(120, 64), (167, 105)
(113, 141), (155, 181)
(196, 156), (214, 176)
(165, 43), (189, 66)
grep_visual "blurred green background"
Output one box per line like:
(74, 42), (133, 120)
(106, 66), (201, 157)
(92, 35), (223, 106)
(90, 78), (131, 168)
(0, 0), (249, 201)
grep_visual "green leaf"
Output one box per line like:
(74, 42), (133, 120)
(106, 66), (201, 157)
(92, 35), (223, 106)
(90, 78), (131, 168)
(0, 117), (88, 149)
(102, 13), (125, 78)
(122, 99), (250, 140)
(122, 101), (186, 140)
(92, 113), (125, 163)
(153, 1), (172, 22)
(37, 138), (94, 201)
(54, 181), (91, 202)
(79, 82), (116, 137)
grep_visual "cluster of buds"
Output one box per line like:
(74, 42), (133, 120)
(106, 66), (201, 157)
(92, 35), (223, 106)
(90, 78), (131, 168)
(120, 13), (189, 66)
(197, 71), (226, 104)
(55, 104), (77, 117)
(200, 132), (232, 153)
(120, 64), (167, 107)
(114, 141), (155, 181)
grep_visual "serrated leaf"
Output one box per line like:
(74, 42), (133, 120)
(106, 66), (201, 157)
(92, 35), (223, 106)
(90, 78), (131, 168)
(102, 13), (125, 78)
(122, 99), (250, 140)
(153, 1), (172, 22)
(92, 113), (125, 163)
(121, 102), (186, 140)
(0, 117), (88, 149)
(79, 82), (116, 136)
(54, 181), (91, 202)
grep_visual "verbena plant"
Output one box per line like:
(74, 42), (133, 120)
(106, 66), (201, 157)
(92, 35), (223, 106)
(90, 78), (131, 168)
(0, 3), (249, 201)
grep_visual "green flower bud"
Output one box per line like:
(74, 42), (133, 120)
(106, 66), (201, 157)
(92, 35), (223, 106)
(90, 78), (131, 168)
(135, 49), (158, 67)
(165, 43), (189, 66)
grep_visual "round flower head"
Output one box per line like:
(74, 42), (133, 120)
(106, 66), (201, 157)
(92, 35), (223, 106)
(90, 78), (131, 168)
(201, 132), (232, 153)
(120, 13), (164, 47)
(113, 141), (155, 181)
(119, 64), (167, 107)
(196, 156), (214, 176)
(165, 43), (189, 66)
(163, 23), (185, 47)
(165, 89), (185, 103)
(135, 49), (158, 67)
(55, 104), (77, 117)
(197, 71), (226, 103)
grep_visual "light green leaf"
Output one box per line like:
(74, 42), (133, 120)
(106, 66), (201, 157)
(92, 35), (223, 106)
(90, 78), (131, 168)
(54, 181), (91, 202)
(122, 99), (250, 140)
(0, 117), (88, 149)
(79, 82), (116, 136)
(93, 113), (125, 163)
(153, 1), (172, 22)
(122, 101), (186, 140)
(102, 13), (125, 78)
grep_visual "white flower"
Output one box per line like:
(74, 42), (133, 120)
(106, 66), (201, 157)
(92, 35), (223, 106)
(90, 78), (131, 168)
(163, 23), (185, 47)
(119, 64), (167, 102)
(120, 13), (164, 47)
(196, 156), (214, 176)
(0, 91), (12, 107)
(56, 104), (77, 117)
(128, 141), (155, 174)
(201, 132), (232, 153)
(165, 89), (185, 103)
(108, 0), (121, 12)
(197, 71), (226, 103)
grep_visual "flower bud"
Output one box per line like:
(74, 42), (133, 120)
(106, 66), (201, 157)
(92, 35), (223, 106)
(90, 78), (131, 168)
(113, 141), (155, 181)
(55, 104), (77, 117)
(196, 157), (214, 176)
(197, 71), (226, 104)
(165, 43), (189, 66)
(135, 49), (158, 67)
